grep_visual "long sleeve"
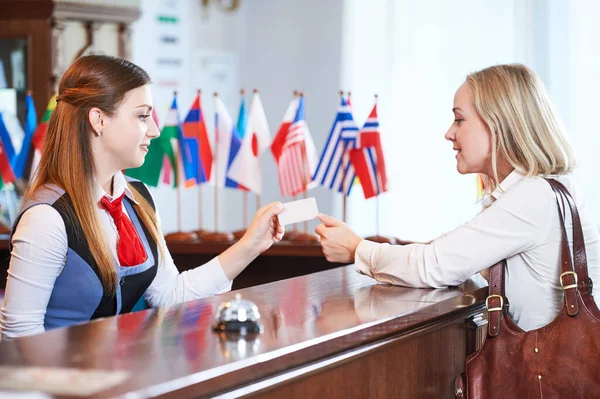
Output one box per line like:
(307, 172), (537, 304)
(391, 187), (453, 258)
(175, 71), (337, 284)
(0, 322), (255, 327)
(143, 212), (232, 308)
(0, 205), (68, 338)
(355, 178), (554, 288)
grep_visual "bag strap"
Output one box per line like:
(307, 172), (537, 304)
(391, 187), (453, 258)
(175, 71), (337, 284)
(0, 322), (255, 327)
(487, 178), (586, 335)
(546, 179), (591, 296)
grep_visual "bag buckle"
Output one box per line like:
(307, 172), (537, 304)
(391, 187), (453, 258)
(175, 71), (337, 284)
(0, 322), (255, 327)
(560, 271), (578, 290)
(486, 295), (504, 312)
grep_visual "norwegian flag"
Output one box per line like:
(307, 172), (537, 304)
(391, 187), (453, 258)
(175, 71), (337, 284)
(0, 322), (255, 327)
(278, 96), (312, 196)
(349, 103), (388, 199)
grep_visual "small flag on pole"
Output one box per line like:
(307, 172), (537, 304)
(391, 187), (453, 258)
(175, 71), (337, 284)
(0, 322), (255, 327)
(349, 102), (388, 199)
(227, 90), (271, 194)
(313, 96), (359, 195)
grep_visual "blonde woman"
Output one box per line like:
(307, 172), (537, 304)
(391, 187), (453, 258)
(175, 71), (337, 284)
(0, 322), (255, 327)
(0, 55), (284, 339)
(316, 64), (600, 331)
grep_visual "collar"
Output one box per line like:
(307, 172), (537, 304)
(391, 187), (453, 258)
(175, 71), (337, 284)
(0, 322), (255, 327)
(95, 171), (139, 205)
(481, 169), (524, 208)
(490, 169), (525, 201)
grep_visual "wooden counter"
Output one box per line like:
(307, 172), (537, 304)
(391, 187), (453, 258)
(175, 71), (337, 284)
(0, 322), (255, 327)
(0, 265), (488, 398)
(0, 238), (346, 290)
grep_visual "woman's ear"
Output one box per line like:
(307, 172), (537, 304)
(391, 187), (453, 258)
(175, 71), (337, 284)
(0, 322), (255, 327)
(88, 107), (105, 137)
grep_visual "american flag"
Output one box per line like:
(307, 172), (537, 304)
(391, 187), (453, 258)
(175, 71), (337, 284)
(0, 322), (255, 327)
(313, 97), (359, 195)
(278, 96), (312, 196)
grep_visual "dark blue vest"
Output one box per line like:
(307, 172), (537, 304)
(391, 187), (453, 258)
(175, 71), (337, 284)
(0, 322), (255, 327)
(10, 178), (158, 330)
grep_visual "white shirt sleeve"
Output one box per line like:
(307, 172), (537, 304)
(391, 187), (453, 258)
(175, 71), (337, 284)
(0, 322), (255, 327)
(144, 212), (232, 308)
(354, 178), (554, 288)
(0, 205), (68, 339)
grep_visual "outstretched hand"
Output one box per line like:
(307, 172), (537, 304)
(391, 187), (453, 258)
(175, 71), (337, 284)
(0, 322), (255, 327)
(315, 213), (363, 263)
(240, 202), (285, 256)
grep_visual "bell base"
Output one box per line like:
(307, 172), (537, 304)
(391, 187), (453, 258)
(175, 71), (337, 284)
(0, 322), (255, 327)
(288, 231), (319, 242)
(195, 229), (211, 240)
(232, 229), (247, 240)
(202, 232), (235, 243)
(213, 320), (263, 334)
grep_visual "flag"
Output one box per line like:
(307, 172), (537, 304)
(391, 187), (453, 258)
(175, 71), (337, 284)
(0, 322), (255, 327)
(227, 91), (271, 194)
(165, 96), (199, 187)
(222, 95), (248, 189)
(277, 96), (313, 197)
(270, 96), (298, 163)
(349, 104), (388, 199)
(182, 92), (212, 182)
(0, 143), (16, 189)
(0, 112), (22, 177)
(126, 100), (180, 187)
(214, 95), (243, 189)
(13, 93), (37, 179)
(30, 94), (56, 179)
(313, 97), (359, 195)
(271, 95), (318, 189)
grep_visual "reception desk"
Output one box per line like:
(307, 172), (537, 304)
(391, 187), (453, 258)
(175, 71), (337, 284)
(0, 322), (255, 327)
(0, 265), (488, 398)
(0, 238), (345, 291)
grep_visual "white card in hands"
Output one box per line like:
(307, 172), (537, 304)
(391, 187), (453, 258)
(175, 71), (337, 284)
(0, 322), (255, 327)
(277, 197), (319, 226)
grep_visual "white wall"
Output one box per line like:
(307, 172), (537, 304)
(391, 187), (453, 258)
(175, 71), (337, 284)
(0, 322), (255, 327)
(343, 0), (528, 241)
(131, 0), (600, 236)
(131, 0), (345, 234)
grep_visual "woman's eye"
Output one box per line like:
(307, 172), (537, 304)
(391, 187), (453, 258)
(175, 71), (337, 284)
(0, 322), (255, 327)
(139, 114), (150, 122)
(454, 119), (464, 125)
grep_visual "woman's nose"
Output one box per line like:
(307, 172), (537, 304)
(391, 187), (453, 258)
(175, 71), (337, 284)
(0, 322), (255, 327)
(444, 126), (456, 141)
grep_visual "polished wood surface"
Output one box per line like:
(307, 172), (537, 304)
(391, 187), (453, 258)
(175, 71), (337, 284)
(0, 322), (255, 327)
(0, 265), (488, 398)
(0, 238), (343, 290)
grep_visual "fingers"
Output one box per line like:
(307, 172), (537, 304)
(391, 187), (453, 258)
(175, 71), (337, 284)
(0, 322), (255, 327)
(318, 213), (341, 227)
(258, 201), (285, 216)
(315, 223), (327, 238)
(261, 202), (285, 219)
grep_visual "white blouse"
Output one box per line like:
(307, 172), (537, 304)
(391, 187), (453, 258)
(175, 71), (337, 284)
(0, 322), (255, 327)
(355, 171), (600, 331)
(0, 172), (232, 339)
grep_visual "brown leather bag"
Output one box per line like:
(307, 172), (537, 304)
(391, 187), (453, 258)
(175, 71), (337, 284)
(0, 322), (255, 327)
(455, 179), (600, 399)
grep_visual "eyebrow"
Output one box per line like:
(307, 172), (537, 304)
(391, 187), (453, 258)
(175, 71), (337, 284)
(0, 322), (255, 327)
(136, 104), (153, 112)
(452, 107), (464, 113)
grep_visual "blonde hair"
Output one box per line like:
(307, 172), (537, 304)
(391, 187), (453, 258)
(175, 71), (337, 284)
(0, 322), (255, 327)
(25, 55), (163, 296)
(466, 64), (576, 193)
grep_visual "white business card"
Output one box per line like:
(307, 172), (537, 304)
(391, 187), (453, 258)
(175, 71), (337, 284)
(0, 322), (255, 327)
(277, 197), (319, 226)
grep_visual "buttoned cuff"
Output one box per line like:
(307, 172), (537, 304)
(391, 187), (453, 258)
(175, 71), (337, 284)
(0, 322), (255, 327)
(354, 239), (383, 278)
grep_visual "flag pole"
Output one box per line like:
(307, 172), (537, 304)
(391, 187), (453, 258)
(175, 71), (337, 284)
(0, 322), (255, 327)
(363, 93), (395, 245)
(165, 91), (197, 242)
(203, 92), (233, 243)
(289, 92), (318, 242)
(233, 89), (249, 240)
(195, 89), (209, 240)
(339, 90), (348, 223)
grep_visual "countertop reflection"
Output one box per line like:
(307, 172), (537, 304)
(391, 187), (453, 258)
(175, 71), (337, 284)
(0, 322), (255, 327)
(0, 265), (488, 398)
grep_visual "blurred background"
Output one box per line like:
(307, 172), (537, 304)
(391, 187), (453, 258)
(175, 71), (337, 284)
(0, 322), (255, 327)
(1, 0), (598, 242)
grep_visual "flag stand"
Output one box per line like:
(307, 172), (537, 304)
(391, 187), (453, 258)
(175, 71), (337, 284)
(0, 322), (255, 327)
(165, 92), (198, 242)
(193, 90), (210, 240)
(195, 183), (210, 239)
(203, 92), (235, 243)
(289, 103), (318, 243)
(232, 89), (249, 241)
(359, 94), (396, 245)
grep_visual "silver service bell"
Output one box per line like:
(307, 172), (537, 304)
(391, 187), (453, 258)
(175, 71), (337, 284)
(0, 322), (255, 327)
(213, 293), (263, 334)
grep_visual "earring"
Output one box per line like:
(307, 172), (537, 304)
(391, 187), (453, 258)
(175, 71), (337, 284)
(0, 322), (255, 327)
(96, 131), (103, 137)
